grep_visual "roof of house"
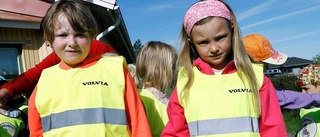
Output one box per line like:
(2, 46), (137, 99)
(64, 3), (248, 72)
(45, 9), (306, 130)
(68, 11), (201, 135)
(0, 0), (49, 22)
(0, 0), (50, 29)
(0, 0), (135, 64)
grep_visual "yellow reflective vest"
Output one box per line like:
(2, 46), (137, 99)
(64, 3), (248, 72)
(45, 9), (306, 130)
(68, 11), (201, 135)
(0, 125), (11, 137)
(139, 89), (168, 137)
(298, 107), (320, 137)
(0, 112), (25, 137)
(177, 64), (263, 137)
(35, 56), (130, 136)
(19, 103), (28, 115)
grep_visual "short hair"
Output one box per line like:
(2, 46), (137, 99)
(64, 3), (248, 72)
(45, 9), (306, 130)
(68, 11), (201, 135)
(41, 0), (98, 44)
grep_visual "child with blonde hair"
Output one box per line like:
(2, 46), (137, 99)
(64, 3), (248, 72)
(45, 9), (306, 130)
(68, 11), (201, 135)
(136, 41), (177, 137)
(161, 0), (287, 136)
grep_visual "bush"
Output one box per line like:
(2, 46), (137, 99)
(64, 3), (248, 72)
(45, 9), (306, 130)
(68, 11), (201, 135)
(270, 75), (300, 134)
(270, 75), (301, 91)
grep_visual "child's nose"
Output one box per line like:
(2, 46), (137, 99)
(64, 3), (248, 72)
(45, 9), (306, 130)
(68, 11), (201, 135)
(209, 43), (219, 54)
(68, 37), (77, 47)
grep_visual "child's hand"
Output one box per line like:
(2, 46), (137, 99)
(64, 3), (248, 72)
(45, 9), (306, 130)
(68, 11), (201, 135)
(0, 99), (7, 115)
(0, 98), (7, 108)
(0, 88), (10, 107)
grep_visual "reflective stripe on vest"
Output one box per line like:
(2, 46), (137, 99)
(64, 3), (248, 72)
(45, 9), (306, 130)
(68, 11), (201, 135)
(41, 108), (126, 132)
(139, 89), (168, 137)
(177, 63), (263, 137)
(298, 107), (320, 137)
(188, 116), (259, 136)
(36, 56), (130, 136)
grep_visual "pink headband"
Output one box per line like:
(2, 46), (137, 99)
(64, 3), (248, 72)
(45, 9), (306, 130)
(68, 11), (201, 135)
(183, 0), (232, 36)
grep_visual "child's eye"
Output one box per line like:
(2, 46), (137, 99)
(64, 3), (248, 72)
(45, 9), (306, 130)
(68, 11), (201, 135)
(215, 35), (226, 41)
(76, 34), (84, 37)
(76, 33), (87, 38)
(197, 41), (208, 45)
(57, 34), (67, 38)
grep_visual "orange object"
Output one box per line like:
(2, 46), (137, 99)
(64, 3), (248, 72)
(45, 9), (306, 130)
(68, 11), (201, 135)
(243, 34), (288, 65)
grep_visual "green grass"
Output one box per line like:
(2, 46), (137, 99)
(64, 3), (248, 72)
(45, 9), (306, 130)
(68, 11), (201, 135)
(282, 109), (300, 135)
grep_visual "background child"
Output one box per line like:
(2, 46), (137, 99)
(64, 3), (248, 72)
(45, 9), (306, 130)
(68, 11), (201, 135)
(0, 80), (28, 137)
(28, 0), (151, 136)
(0, 98), (27, 137)
(161, 0), (287, 136)
(136, 41), (177, 137)
(243, 33), (320, 109)
(296, 64), (320, 137)
(243, 33), (288, 66)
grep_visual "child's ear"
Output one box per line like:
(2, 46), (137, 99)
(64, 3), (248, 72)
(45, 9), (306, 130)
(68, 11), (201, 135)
(45, 41), (51, 47)
(187, 38), (192, 44)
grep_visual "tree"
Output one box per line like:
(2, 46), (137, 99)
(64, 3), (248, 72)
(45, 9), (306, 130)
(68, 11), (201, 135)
(312, 53), (320, 65)
(133, 39), (143, 56)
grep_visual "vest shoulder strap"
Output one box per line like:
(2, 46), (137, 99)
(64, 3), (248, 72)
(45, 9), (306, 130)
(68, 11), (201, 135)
(19, 109), (29, 136)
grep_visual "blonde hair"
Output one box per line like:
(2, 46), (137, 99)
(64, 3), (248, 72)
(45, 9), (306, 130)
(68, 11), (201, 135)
(136, 41), (178, 93)
(128, 64), (139, 86)
(178, 0), (260, 113)
(41, 0), (98, 44)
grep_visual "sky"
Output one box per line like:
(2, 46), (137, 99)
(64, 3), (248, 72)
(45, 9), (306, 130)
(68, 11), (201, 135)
(117, 0), (320, 60)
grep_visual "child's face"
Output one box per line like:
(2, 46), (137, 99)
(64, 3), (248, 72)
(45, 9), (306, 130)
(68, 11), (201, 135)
(190, 18), (232, 70)
(52, 13), (91, 67)
(301, 84), (320, 94)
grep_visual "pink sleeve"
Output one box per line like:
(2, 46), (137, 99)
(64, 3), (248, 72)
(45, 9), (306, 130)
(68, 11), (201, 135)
(259, 76), (287, 137)
(161, 88), (190, 137)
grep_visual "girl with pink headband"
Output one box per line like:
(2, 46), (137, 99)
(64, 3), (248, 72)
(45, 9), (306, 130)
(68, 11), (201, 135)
(161, 0), (287, 136)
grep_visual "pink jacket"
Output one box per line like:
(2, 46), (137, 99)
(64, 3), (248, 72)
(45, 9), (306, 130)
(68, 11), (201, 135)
(161, 58), (287, 137)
